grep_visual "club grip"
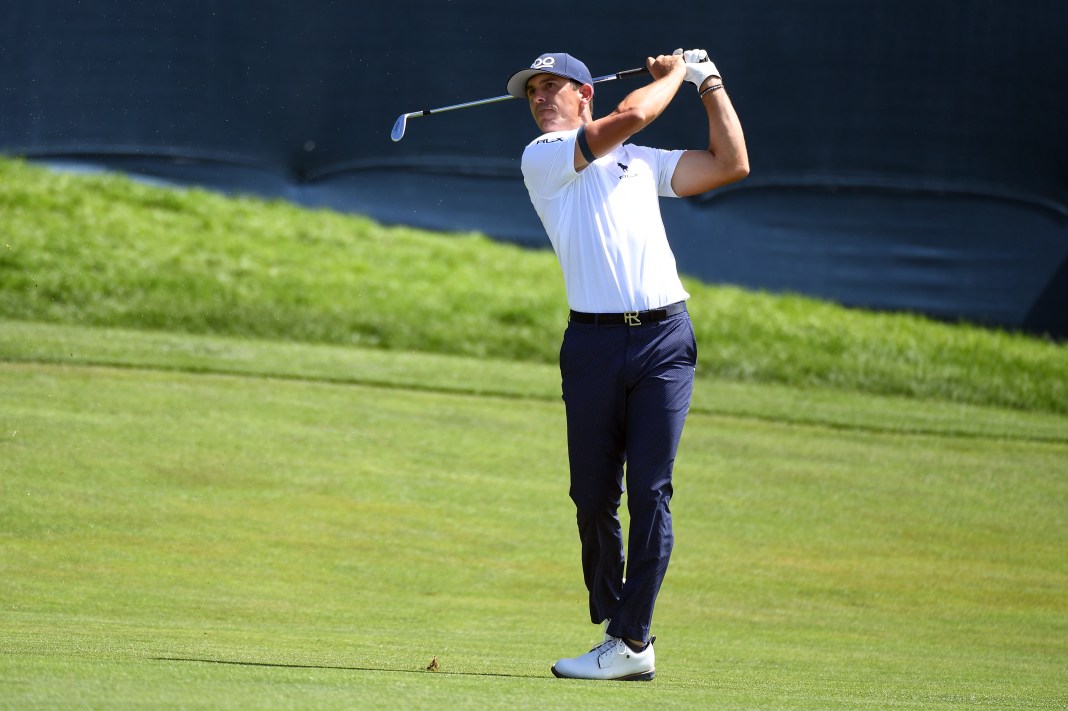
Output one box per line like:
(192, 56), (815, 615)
(615, 66), (650, 79)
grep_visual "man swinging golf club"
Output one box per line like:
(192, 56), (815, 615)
(507, 48), (748, 680)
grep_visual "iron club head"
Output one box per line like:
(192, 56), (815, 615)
(390, 113), (409, 142)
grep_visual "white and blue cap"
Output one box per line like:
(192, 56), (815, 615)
(506, 52), (594, 99)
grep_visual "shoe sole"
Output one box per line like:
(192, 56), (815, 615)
(551, 665), (655, 681)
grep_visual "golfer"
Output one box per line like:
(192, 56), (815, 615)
(506, 49), (748, 681)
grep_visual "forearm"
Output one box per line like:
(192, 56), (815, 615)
(613, 62), (686, 127)
(670, 79), (749, 196)
(582, 58), (686, 159)
(700, 83), (748, 177)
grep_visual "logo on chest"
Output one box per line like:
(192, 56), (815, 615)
(616, 161), (640, 180)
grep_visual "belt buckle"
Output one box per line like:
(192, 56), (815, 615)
(623, 311), (641, 326)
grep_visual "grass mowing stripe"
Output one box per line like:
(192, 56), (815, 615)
(2, 356), (1066, 708)
(4, 354), (1065, 448)
(3, 320), (1066, 445)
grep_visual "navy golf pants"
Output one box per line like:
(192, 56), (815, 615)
(559, 308), (696, 644)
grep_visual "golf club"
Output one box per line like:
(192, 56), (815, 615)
(391, 66), (649, 142)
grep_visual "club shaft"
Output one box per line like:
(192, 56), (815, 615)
(406, 66), (648, 120)
(407, 93), (512, 119)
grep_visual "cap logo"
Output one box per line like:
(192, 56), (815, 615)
(531, 56), (556, 69)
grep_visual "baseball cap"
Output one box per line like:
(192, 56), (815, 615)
(506, 52), (594, 99)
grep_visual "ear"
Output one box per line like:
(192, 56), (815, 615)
(579, 83), (594, 104)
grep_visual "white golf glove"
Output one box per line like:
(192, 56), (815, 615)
(673, 48), (721, 89)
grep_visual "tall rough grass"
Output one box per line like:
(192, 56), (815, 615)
(2, 157), (1064, 413)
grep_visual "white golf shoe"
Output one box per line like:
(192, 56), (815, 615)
(551, 636), (655, 681)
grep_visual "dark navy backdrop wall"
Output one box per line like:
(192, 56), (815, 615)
(2, 0), (1065, 336)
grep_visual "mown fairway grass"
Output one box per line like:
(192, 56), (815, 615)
(2, 325), (1066, 709)
(1, 158), (1067, 708)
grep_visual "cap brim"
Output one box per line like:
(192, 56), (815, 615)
(506, 69), (543, 99)
(506, 68), (593, 99)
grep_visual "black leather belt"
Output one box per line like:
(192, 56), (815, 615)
(569, 301), (687, 326)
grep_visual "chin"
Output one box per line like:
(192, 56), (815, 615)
(538, 118), (562, 133)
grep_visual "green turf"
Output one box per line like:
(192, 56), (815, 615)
(2, 325), (1066, 709)
(2, 157), (1065, 414)
(2, 155), (1066, 707)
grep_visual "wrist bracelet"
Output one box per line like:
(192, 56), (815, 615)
(699, 83), (725, 98)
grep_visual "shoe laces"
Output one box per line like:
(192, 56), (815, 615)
(590, 635), (621, 654)
(593, 636), (625, 663)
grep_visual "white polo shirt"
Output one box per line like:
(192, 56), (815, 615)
(521, 127), (690, 313)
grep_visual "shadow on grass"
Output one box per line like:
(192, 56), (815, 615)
(152, 656), (542, 679)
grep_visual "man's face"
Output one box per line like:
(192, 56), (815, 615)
(525, 73), (586, 133)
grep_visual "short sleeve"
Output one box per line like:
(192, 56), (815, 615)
(521, 129), (579, 199)
(655, 148), (687, 198)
